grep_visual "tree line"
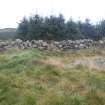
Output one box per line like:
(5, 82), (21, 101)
(17, 14), (105, 41)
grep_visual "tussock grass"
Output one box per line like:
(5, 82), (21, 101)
(0, 48), (105, 105)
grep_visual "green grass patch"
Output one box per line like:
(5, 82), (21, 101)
(0, 48), (105, 105)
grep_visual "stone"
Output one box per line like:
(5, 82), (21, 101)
(16, 39), (22, 43)
(42, 42), (48, 47)
(0, 39), (104, 51)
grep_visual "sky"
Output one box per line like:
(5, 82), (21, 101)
(0, 0), (105, 28)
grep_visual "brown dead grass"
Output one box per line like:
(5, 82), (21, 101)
(31, 58), (65, 69)
(69, 56), (105, 71)
(42, 58), (65, 69)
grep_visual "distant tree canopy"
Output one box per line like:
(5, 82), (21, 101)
(17, 14), (105, 41)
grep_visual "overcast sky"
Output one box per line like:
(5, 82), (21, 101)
(0, 0), (105, 28)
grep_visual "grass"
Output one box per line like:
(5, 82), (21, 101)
(0, 48), (105, 105)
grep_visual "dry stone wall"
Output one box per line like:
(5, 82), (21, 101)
(0, 39), (105, 51)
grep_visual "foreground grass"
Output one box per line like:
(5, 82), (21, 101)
(0, 48), (105, 105)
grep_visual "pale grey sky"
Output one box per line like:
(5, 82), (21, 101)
(0, 0), (105, 28)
